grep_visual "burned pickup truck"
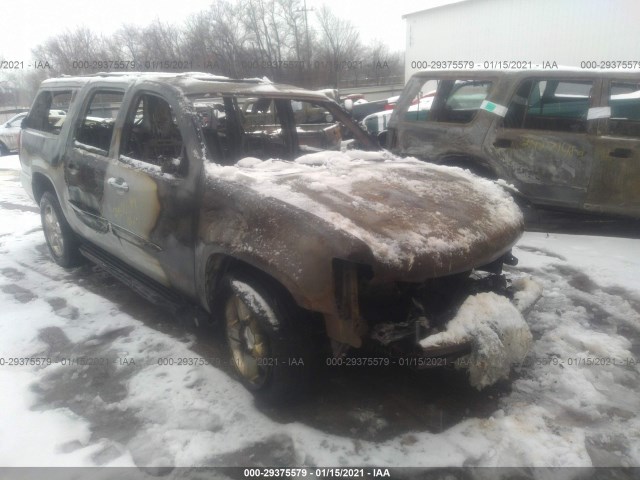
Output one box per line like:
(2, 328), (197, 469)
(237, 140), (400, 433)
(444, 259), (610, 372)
(20, 72), (533, 400)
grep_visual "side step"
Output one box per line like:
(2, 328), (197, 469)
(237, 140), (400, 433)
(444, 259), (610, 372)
(79, 242), (210, 325)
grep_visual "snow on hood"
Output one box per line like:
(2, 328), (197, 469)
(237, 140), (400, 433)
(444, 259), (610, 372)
(420, 292), (534, 389)
(205, 151), (523, 273)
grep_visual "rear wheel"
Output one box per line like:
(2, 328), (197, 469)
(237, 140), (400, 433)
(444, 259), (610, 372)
(0, 142), (9, 156)
(40, 191), (83, 268)
(221, 272), (316, 403)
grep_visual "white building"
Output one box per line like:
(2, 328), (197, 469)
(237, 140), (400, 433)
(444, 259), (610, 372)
(403, 0), (640, 81)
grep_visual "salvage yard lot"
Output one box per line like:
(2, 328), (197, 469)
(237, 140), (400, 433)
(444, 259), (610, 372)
(1, 155), (639, 469)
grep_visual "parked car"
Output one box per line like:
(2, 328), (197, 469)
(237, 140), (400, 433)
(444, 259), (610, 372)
(20, 72), (526, 400)
(361, 110), (393, 136)
(0, 112), (28, 155)
(387, 70), (640, 218)
(344, 95), (398, 122)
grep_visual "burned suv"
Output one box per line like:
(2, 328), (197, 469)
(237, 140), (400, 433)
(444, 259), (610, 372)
(20, 72), (528, 400)
(388, 70), (640, 218)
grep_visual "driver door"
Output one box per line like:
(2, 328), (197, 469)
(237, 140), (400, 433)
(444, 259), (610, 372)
(102, 91), (199, 297)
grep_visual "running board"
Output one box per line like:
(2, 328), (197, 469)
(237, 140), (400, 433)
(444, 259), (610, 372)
(79, 243), (210, 325)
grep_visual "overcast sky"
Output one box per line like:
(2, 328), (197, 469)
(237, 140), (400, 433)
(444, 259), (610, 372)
(0, 0), (461, 62)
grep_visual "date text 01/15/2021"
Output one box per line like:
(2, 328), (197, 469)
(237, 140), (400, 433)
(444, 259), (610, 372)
(243, 467), (391, 477)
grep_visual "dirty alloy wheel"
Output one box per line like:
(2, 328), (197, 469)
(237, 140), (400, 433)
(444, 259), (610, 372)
(222, 272), (314, 403)
(40, 191), (83, 268)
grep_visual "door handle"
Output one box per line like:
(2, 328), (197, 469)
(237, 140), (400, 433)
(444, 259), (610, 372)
(493, 138), (512, 148)
(107, 177), (129, 193)
(609, 148), (632, 158)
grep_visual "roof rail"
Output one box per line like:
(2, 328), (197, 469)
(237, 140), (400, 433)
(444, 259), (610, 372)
(59, 71), (270, 84)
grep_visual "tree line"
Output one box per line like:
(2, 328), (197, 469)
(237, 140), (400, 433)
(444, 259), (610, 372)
(30, 0), (403, 89)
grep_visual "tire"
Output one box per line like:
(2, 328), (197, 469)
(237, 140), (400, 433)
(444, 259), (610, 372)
(0, 142), (9, 156)
(40, 191), (83, 268)
(220, 271), (316, 403)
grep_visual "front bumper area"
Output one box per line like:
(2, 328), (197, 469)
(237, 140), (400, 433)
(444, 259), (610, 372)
(365, 273), (542, 389)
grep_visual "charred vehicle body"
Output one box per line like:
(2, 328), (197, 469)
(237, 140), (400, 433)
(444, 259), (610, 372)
(387, 70), (640, 219)
(20, 72), (531, 399)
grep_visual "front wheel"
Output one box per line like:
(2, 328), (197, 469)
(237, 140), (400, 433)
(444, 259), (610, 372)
(40, 191), (83, 268)
(222, 272), (316, 402)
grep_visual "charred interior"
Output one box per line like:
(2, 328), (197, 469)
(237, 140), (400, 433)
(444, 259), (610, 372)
(194, 95), (372, 166)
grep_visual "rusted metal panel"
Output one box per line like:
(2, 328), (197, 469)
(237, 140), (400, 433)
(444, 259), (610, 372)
(390, 69), (640, 218)
(21, 72), (525, 351)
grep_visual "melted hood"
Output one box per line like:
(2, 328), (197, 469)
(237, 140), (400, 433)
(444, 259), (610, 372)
(206, 150), (524, 280)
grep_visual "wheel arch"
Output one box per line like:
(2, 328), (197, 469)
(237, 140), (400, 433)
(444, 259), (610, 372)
(203, 253), (314, 319)
(32, 171), (57, 204)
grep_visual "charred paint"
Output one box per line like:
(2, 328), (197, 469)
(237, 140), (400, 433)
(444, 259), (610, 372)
(21, 72), (524, 351)
(390, 69), (640, 218)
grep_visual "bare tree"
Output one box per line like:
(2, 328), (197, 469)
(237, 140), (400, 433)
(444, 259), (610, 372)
(183, 1), (249, 77)
(243, 0), (278, 77)
(115, 24), (145, 66)
(139, 19), (184, 66)
(0, 69), (50, 109)
(360, 41), (404, 86)
(31, 27), (113, 75)
(240, 0), (312, 81)
(278, 0), (306, 62)
(26, 2), (399, 90)
(315, 5), (361, 88)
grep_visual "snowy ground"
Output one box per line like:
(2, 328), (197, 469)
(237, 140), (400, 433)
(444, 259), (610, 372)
(1, 154), (639, 473)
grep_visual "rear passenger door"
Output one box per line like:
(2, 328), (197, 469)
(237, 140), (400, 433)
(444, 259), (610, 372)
(395, 76), (496, 160)
(484, 77), (601, 209)
(586, 79), (640, 216)
(102, 91), (199, 296)
(64, 89), (124, 246)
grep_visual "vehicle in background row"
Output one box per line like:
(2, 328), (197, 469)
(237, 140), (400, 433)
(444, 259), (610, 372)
(387, 70), (640, 218)
(0, 112), (28, 155)
(361, 94), (434, 136)
(361, 110), (393, 136)
(20, 72), (528, 401)
(343, 95), (398, 122)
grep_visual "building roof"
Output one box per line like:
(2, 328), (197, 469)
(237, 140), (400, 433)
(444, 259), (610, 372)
(402, 0), (478, 19)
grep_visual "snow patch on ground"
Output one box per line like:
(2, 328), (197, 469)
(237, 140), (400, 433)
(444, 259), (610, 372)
(1, 154), (21, 170)
(1, 165), (640, 468)
(512, 276), (544, 313)
(516, 232), (640, 295)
